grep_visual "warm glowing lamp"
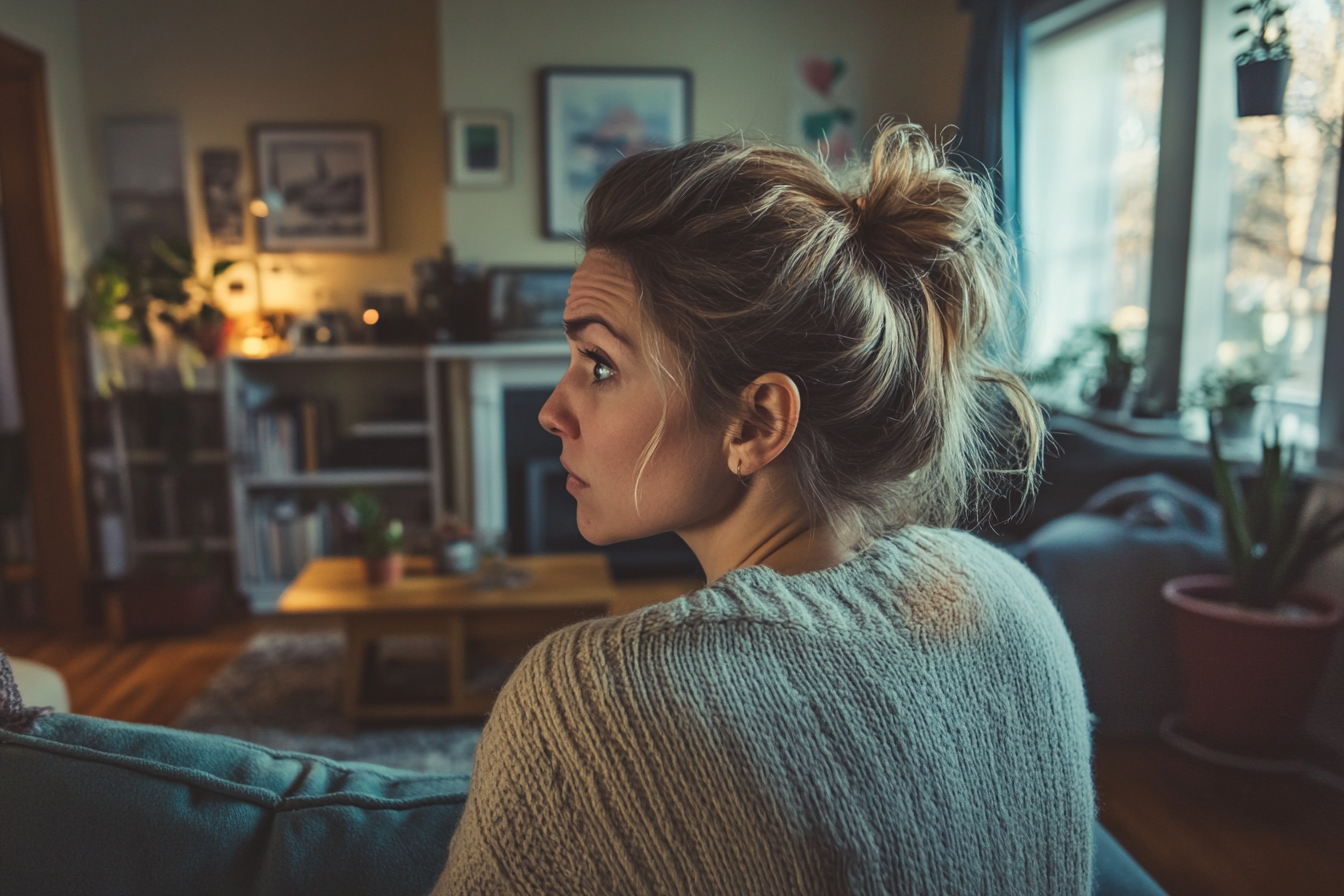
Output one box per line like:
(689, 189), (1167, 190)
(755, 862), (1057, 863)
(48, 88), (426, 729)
(249, 198), (270, 218)
(363, 309), (380, 325)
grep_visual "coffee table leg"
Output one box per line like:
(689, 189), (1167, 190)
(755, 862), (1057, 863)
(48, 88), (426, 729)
(446, 611), (466, 712)
(342, 618), (365, 723)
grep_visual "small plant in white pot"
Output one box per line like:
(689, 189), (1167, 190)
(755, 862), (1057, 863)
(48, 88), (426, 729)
(1163, 418), (1344, 757)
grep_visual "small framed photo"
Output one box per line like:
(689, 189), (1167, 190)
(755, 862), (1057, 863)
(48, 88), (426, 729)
(487, 267), (574, 341)
(540, 67), (692, 239)
(448, 110), (511, 188)
(252, 123), (381, 252)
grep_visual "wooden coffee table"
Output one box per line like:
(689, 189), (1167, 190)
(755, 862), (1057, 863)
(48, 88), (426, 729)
(277, 553), (615, 723)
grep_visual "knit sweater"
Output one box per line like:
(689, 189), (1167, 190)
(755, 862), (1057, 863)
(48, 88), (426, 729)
(434, 527), (1094, 895)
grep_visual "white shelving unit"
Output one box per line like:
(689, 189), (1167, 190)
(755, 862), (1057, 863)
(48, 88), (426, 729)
(225, 343), (571, 612)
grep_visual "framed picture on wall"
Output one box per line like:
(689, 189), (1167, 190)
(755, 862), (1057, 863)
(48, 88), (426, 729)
(448, 109), (511, 188)
(252, 123), (381, 251)
(487, 266), (575, 341)
(540, 67), (692, 239)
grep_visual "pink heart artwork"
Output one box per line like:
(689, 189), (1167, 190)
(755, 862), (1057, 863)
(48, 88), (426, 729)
(799, 56), (837, 97)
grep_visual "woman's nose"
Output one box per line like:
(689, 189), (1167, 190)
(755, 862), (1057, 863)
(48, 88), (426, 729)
(539, 383), (575, 439)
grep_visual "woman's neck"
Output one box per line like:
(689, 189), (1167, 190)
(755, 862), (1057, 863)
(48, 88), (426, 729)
(678, 466), (856, 584)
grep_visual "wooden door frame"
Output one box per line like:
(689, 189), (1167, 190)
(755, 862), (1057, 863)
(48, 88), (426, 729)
(0, 32), (90, 628)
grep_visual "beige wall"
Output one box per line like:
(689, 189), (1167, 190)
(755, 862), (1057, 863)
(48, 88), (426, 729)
(440, 0), (972, 266)
(78, 0), (445, 314)
(0, 0), (99, 306)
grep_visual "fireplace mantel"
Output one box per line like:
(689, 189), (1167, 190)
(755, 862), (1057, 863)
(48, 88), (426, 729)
(429, 342), (570, 537)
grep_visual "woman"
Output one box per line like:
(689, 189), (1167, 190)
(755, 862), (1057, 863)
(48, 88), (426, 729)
(435, 124), (1093, 895)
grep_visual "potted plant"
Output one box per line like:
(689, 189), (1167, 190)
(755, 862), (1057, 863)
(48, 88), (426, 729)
(349, 491), (406, 585)
(1027, 324), (1142, 413)
(1183, 356), (1279, 439)
(1162, 419), (1344, 756)
(1233, 1), (1292, 116)
(79, 239), (235, 394)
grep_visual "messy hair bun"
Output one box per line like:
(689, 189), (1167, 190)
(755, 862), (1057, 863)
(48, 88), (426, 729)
(584, 122), (1042, 539)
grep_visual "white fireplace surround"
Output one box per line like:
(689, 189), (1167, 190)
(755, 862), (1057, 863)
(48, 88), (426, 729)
(431, 342), (570, 538)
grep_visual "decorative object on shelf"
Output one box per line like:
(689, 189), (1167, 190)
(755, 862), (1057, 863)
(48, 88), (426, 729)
(251, 123), (381, 252)
(1182, 355), (1281, 439)
(1027, 324), (1143, 413)
(1234, 1), (1293, 116)
(448, 110), (511, 188)
(485, 267), (573, 341)
(200, 148), (245, 246)
(362, 291), (425, 345)
(435, 515), (477, 575)
(349, 491), (406, 585)
(1162, 420), (1344, 757)
(540, 67), (692, 238)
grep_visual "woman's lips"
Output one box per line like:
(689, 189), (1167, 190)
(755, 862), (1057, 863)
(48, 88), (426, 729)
(562, 462), (588, 492)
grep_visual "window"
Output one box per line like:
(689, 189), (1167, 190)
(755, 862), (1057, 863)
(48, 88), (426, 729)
(1184, 0), (1341, 444)
(1021, 1), (1166, 370)
(1020, 0), (1343, 456)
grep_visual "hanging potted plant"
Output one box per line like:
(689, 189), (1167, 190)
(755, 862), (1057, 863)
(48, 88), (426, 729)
(1163, 419), (1344, 757)
(1233, 1), (1293, 117)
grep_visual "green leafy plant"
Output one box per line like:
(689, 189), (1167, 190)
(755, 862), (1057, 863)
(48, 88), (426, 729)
(79, 239), (235, 349)
(1183, 356), (1281, 427)
(1208, 416), (1344, 609)
(1027, 324), (1143, 410)
(348, 491), (405, 559)
(1234, 1), (1291, 63)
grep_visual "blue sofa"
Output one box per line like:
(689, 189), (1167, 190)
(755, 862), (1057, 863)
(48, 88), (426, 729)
(1, 664), (1165, 896)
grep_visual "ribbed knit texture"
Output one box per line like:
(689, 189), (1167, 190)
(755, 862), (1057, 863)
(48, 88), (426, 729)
(434, 527), (1094, 895)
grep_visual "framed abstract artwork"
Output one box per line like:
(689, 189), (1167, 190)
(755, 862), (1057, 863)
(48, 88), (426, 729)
(251, 123), (381, 251)
(540, 67), (692, 239)
(448, 110), (511, 188)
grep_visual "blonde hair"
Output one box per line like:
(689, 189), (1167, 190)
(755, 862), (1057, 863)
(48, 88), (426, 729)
(584, 122), (1043, 540)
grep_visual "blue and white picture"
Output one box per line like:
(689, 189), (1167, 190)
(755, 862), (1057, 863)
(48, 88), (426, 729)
(543, 69), (692, 238)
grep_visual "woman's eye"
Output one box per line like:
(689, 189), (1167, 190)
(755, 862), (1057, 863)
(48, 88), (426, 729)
(580, 349), (615, 384)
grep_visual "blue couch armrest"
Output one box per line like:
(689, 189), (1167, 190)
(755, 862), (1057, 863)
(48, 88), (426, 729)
(0, 713), (468, 896)
(1094, 821), (1167, 896)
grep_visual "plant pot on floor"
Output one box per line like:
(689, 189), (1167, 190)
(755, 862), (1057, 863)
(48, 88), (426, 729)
(364, 554), (405, 586)
(1162, 574), (1342, 757)
(1236, 57), (1292, 116)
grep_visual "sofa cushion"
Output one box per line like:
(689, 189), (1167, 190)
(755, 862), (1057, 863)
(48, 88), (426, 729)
(0, 712), (468, 896)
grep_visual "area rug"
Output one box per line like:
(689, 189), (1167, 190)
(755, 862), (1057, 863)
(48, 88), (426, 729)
(174, 631), (483, 775)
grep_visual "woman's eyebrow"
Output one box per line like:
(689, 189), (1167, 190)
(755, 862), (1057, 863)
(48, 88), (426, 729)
(562, 315), (633, 348)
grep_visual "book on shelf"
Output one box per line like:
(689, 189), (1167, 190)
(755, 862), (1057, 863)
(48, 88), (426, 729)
(248, 398), (338, 476)
(245, 497), (337, 582)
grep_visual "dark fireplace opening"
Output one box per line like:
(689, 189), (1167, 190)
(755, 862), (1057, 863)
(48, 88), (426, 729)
(504, 388), (701, 580)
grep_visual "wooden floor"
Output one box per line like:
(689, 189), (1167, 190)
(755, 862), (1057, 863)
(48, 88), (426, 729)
(4, 580), (1344, 896)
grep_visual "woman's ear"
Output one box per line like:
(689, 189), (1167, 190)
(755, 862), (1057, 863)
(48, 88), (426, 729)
(725, 373), (801, 478)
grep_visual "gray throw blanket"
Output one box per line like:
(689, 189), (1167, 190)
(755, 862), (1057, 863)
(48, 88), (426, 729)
(0, 651), (53, 732)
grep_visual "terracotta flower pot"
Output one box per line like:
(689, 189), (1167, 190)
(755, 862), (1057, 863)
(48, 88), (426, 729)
(1162, 574), (1342, 757)
(364, 554), (405, 586)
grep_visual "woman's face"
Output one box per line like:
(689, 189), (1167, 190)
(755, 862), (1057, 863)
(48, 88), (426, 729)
(539, 250), (734, 545)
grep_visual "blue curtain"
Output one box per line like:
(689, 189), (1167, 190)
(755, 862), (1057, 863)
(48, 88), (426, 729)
(956, 0), (1024, 228)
